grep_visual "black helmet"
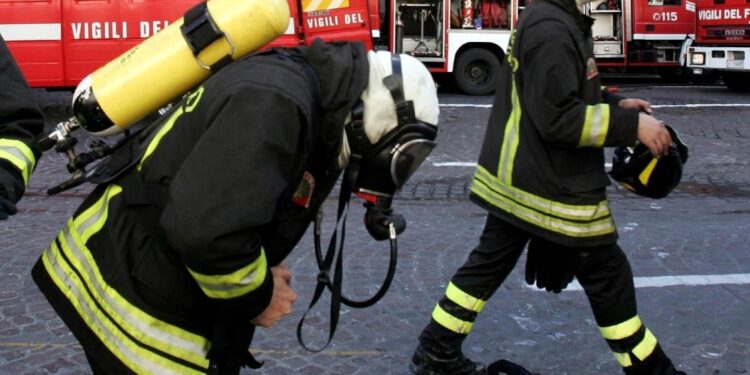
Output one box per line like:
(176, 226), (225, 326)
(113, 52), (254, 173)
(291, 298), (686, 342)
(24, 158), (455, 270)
(609, 125), (688, 199)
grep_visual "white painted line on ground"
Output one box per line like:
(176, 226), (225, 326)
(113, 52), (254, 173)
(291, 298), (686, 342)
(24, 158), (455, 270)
(440, 104), (493, 108)
(440, 103), (750, 109)
(651, 103), (750, 108)
(526, 273), (750, 292)
(434, 162), (614, 168)
(433, 162), (477, 167)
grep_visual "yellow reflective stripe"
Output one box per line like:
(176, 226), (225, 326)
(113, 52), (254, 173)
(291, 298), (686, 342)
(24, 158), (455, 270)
(475, 166), (611, 221)
(0, 139), (36, 185)
(613, 351), (632, 367)
(580, 104), (610, 147)
(471, 180), (615, 237)
(445, 282), (486, 313)
(73, 184), (122, 243)
(599, 315), (642, 340)
(62, 222), (209, 367)
(498, 78), (522, 184)
(632, 329), (658, 361)
(474, 164), (612, 220)
(60, 184), (209, 368)
(638, 158), (659, 186)
(138, 87), (204, 171)
(188, 250), (268, 299)
(139, 107), (183, 171)
(431, 304), (473, 334)
(42, 242), (205, 375)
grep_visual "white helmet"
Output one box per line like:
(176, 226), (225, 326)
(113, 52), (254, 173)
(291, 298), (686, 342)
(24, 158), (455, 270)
(339, 51), (439, 168)
(339, 51), (440, 209)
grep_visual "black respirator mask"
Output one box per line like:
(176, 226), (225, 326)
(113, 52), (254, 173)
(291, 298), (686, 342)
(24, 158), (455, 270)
(344, 54), (437, 240)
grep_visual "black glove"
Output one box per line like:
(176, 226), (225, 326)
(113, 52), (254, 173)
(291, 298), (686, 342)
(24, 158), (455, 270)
(0, 166), (23, 220)
(206, 319), (262, 375)
(524, 238), (576, 294)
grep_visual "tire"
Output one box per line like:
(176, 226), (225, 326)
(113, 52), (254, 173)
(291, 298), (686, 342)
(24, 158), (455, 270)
(453, 48), (502, 96)
(722, 71), (750, 92)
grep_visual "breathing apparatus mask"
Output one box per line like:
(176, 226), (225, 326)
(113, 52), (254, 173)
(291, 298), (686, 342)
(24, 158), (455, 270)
(297, 51), (438, 352)
(345, 52), (439, 240)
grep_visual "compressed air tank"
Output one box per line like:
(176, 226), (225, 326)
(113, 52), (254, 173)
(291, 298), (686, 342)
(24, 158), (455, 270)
(72, 0), (290, 136)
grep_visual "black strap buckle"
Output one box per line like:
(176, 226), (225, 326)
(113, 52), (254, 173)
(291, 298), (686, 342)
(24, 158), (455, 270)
(180, 2), (235, 72)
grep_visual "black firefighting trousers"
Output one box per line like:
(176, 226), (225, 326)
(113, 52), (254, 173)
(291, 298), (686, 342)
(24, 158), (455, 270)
(417, 213), (679, 375)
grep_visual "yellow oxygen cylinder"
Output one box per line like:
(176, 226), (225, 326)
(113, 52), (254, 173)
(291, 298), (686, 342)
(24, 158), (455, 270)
(72, 0), (290, 136)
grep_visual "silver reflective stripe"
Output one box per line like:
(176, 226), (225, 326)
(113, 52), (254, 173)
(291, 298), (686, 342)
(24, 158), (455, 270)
(580, 104), (609, 147)
(61, 225), (209, 363)
(42, 244), (184, 375)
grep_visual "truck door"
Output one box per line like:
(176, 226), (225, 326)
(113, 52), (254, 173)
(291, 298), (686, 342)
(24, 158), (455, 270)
(0, 0), (65, 87)
(300, 0), (375, 50)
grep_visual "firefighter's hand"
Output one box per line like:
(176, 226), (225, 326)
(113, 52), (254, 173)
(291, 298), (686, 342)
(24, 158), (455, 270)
(252, 265), (297, 328)
(637, 113), (671, 157)
(619, 98), (652, 114)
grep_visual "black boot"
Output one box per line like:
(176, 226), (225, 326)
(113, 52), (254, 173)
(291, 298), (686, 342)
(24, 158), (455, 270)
(410, 344), (486, 375)
(622, 345), (687, 375)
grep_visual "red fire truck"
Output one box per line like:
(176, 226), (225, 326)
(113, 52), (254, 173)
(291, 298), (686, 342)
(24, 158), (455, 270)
(683, 0), (750, 90)
(0, 0), (379, 87)
(584, 0), (696, 78)
(0, 0), (516, 95)
(0, 0), (707, 95)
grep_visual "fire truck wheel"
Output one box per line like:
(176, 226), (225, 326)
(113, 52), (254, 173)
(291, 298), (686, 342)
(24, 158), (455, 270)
(454, 48), (501, 96)
(722, 71), (750, 92)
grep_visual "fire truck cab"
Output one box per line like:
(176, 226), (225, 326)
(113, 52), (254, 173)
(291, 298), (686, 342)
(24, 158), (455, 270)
(683, 0), (750, 90)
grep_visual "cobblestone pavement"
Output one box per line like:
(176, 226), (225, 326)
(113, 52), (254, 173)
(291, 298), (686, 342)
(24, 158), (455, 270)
(1, 85), (749, 374)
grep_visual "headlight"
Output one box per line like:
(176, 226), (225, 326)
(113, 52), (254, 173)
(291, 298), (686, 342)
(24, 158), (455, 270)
(690, 52), (705, 65)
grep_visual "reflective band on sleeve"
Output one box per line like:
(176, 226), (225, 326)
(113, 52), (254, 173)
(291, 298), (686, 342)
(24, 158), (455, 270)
(638, 158), (659, 186)
(0, 139), (36, 185)
(445, 282), (486, 313)
(599, 315), (642, 340)
(188, 250), (268, 299)
(431, 304), (474, 334)
(632, 329), (658, 361)
(580, 104), (610, 147)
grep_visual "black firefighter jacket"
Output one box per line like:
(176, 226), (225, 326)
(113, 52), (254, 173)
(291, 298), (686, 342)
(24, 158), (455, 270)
(0, 35), (44, 202)
(31, 40), (368, 374)
(470, 0), (640, 247)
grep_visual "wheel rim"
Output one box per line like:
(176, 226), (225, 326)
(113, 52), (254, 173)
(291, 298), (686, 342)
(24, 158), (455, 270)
(465, 61), (489, 87)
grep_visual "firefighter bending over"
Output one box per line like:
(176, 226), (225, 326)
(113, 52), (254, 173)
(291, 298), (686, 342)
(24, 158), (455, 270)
(409, 0), (688, 373)
(0, 35), (45, 220)
(31, 39), (439, 374)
